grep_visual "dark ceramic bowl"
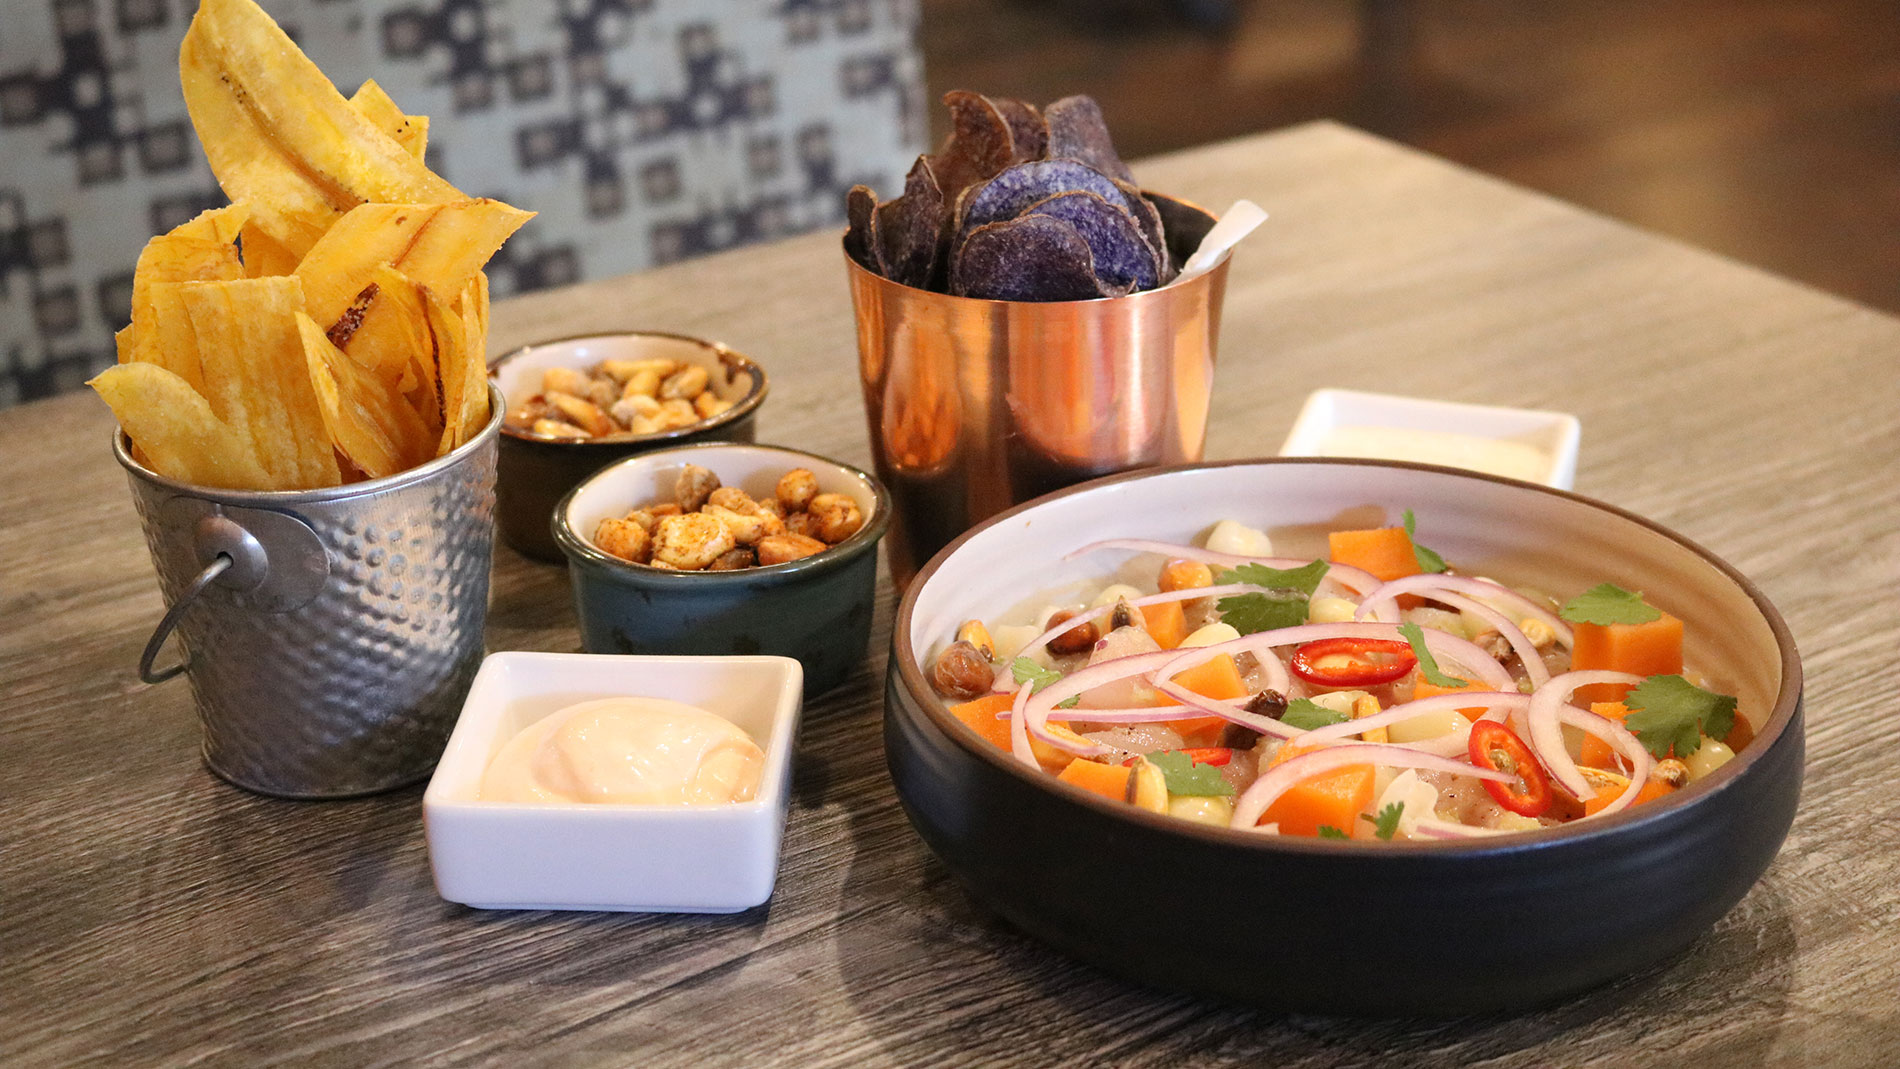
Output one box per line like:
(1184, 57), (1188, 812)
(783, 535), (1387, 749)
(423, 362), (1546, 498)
(886, 458), (1803, 1015)
(493, 333), (768, 562)
(554, 442), (891, 697)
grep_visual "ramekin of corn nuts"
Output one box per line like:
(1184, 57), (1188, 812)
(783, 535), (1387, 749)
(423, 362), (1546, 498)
(594, 463), (867, 571)
(505, 358), (736, 440)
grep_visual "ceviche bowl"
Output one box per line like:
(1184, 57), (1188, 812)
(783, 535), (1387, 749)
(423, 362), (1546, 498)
(884, 458), (1802, 1015)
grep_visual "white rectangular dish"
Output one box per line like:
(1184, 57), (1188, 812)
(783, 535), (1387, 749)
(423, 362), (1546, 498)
(1278, 388), (1581, 490)
(423, 651), (803, 912)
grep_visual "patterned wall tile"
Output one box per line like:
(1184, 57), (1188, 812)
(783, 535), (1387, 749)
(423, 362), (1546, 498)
(0, 0), (924, 405)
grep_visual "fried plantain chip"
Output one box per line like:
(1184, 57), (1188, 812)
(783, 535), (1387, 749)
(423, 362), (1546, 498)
(950, 214), (1111, 303)
(449, 272), (492, 449)
(181, 0), (462, 257)
(429, 280), (486, 455)
(178, 276), (341, 489)
(122, 235), (244, 372)
(350, 79), (429, 161)
(296, 312), (432, 478)
(239, 220), (302, 277)
(166, 204), (252, 245)
(88, 362), (272, 490)
(295, 199), (530, 336)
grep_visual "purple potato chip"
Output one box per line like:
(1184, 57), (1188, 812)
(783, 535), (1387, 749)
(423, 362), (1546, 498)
(1143, 191), (1220, 271)
(1023, 191), (1158, 292)
(845, 184), (880, 273)
(875, 156), (945, 289)
(928, 91), (1016, 207)
(950, 214), (1116, 303)
(1112, 178), (1173, 283)
(1043, 95), (1136, 185)
(958, 159), (1134, 238)
(989, 96), (1048, 163)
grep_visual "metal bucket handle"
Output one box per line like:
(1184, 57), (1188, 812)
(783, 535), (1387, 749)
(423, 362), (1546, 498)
(135, 509), (325, 685)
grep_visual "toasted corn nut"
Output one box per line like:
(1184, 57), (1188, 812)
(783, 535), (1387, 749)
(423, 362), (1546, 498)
(1519, 616), (1557, 650)
(1350, 691), (1388, 744)
(704, 504), (773, 546)
(651, 512), (735, 569)
(1168, 795), (1235, 826)
(627, 415), (663, 435)
(1653, 758), (1690, 789)
(1158, 558), (1214, 593)
(644, 559), (681, 570)
(756, 497), (786, 520)
(546, 391), (614, 436)
(1044, 609), (1099, 656)
(757, 532), (829, 565)
(542, 366), (592, 397)
(1578, 766), (1631, 794)
(531, 418), (590, 439)
(599, 358), (675, 383)
(1108, 598), (1143, 633)
(624, 507), (665, 533)
(620, 368), (663, 400)
(707, 487), (760, 513)
(956, 619), (995, 660)
(784, 511), (817, 538)
(675, 464), (721, 511)
(930, 639), (993, 699)
(695, 393), (733, 419)
(656, 398), (700, 429)
(659, 364), (711, 400)
(505, 398), (552, 430)
(776, 468), (819, 513)
(586, 378), (619, 410)
(1033, 722), (1097, 772)
(610, 394), (661, 428)
(1129, 756), (1170, 813)
(596, 359), (641, 383)
(593, 517), (651, 563)
(807, 492), (864, 543)
(648, 503), (683, 518)
(707, 546), (757, 571)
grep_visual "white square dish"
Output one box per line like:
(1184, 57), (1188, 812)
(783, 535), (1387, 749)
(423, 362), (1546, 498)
(423, 651), (803, 912)
(1278, 388), (1581, 490)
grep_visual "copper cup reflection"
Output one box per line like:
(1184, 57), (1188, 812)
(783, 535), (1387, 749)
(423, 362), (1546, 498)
(847, 249), (1230, 588)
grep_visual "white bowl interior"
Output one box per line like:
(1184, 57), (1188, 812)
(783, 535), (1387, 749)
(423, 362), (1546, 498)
(494, 333), (757, 413)
(1280, 388), (1582, 490)
(906, 462), (1782, 734)
(564, 443), (881, 554)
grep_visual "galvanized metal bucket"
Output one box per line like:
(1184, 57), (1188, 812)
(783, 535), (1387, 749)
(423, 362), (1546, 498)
(116, 384), (503, 799)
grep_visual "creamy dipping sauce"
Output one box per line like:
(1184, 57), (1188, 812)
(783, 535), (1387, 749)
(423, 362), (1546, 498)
(1314, 425), (1551, 482)
(481, 697), (764, 805)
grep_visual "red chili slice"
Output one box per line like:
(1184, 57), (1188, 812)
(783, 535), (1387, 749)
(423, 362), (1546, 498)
(1122, 747), (1232, 768)
(1467, 720), (1552, 818)
(1288, 637), (1418, 688)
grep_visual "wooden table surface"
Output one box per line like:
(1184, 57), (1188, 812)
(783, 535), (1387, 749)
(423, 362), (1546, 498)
(7, 122), (1899, 1066)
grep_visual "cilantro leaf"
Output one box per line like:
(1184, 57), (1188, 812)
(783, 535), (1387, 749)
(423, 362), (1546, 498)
(1010, 657), (1079, 709)
(1402, 509), (1448, 574)
(1623, 675), (1738, 759)
(1559, 583), (1663, 626)
(1280, 698), (1349, 731)
(1369, 801), (1404, 841)
(1147, 750), (1235, 797)
(1398, 621), (1467, 688)
(1317, 825), (1351, 840)
(1213, 559), (1329, 634)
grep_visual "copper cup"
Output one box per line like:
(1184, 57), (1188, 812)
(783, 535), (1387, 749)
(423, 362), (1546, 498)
(846, 237), (1231, 588)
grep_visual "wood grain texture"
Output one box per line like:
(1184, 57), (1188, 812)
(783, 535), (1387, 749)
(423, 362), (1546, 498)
(6, 123), (1900, 1066)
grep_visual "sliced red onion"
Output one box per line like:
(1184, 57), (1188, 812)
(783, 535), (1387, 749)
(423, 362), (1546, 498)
(1525, 669), (1645, 799)
(1410, 818), (1512, 839)
(1355, 574), (1573, 648)
(1008, 681), (1035, 767)
(1230, 744), (1511, 828)
(1359, 588), (1550, 688)
(1155, 621), (1514, 693)
(1061, 539), (1382, 596)
(1558, 705), (1654, 818)
(1143, 678), (1299, 738)
(1018, 649), (1187, 760)
(1001, 583), (1275, 675)
(1296, 692), (1530, 746)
